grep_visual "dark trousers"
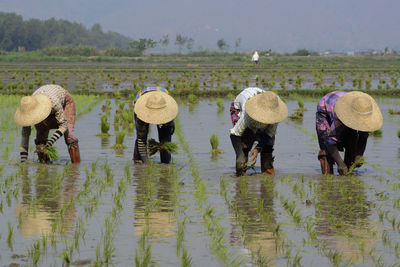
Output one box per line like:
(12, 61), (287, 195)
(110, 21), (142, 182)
(133, 115), (174, 164)
(231, 128), (275, 174)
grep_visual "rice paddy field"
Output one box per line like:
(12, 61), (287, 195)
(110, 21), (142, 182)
(0, 64), (400, 266)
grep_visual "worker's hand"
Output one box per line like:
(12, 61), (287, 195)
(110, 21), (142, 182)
(354, 155), (364, 168)
(326, 144), (348, 175)
(337, 161), (349, 176)
(249, 148), (259, 166)
(35, 144), (46, 153)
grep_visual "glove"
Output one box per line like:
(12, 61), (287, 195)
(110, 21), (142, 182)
(230, 134), (243, 154)
(354, 155), (364, 168)
(249, 148), (259, 166)
(326, 145), (348, 175)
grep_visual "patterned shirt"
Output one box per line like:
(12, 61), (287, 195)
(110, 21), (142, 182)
(230, 87), (278, 137)
(20, 85), (68, 154)
(33, 84), (68, 133)
(316, 90), (371, 147)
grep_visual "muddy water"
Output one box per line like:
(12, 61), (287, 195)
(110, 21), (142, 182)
(1, 97), (400, 266)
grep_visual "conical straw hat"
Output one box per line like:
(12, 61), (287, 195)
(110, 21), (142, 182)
(134, 91), (178, 124)
(245, 91), (288, 124)
(335, 91), (383, 132)
(14, 94), (52, 126)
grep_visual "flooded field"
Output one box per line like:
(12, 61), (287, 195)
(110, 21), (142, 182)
(1, 92), (400, 266)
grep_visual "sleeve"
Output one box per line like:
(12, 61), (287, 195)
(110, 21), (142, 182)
(20, 126), (31, 161)
(316, 111), (338, 146)
(46, 103), (67, 147)
(230, 111), (250, 136)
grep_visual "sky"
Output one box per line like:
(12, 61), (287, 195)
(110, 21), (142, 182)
(1, 0), (399, 52)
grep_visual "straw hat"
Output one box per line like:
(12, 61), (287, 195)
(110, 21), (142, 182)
(335, 91), (383, 132)
(245, 91), (288, 124)
(134, 91), (178, 124)
(14, 94), (52, 126)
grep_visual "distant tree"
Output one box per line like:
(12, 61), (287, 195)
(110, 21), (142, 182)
(91, 23), (102, 33)
(175, 34), (188, 53)
(292, 49), (310, 56)
(217, 38), (229, 52)
(129, 38), (156, 55)
(186, 37), (194, 52)
(0, 11), (133, 51)
(234, 38), (241, 52)
(159, 34), (169, 53)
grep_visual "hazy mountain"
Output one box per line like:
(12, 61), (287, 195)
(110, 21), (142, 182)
(1, 0), (399, 52)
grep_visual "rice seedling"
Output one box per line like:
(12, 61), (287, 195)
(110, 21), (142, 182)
(7, 221), (13, 250)
(388, 108), (400, 115)
(148, 138), (178, 155)
(397, 128), (400, 139)
(346, 156), (367, 175)
(210, 134), (223, 154)
(371, 129), (382, 137)
(216, 98), (224, 112)
(34, 145), (59, 162)
(97, 114), (111, 137)
(110, 131), (126, 149)
(187, 94), (198, 104)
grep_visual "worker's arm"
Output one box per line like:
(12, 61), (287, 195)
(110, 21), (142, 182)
(326, 144), (348, 175)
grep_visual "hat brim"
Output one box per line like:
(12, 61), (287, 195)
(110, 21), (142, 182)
(134, 91), (178, 124)
(14, 94), (52, 126)
(335, 91), (383, 132)
(245, 93), (288, 124)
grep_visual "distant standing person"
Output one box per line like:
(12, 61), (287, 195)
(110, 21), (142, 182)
(14, 84), (80, 163)
(133, 86), (178, 164)
(230, 87), (288, 176)
(252, 51), (259, 65)
(316, 91), (383, 175)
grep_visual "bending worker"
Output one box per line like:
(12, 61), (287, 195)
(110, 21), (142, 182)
(316, 91), (383, 175)
(230, 87), (288, 176)
(133, 86), (178, 164)
(14, 84), (80, 163)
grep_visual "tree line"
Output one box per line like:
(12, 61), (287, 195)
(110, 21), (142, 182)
(0, 12), (133, 51)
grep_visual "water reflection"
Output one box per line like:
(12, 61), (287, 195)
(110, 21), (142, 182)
(230, 175), (276, 261)
(16, 164), (79, 237)
(315, 174), (379, 262)
(133, 163), (177, 238)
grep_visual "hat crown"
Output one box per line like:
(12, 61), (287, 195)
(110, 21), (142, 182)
(258, 91), (278, 109)
(145, 94), (167, 109)
(20, 96), (37, 113)
(351, 96), (373, 115)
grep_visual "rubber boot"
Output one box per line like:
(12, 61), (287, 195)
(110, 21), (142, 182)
(261, 152), (275, 176)
(319, 156), (333, 175)
(68, 143), (81, 163)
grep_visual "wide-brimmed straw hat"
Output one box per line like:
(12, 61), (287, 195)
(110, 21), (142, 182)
(245, 91), (288, 124)
(134, 91), (178, 124)
(335, 91), (383, 132)
(14, 94), (52, 126)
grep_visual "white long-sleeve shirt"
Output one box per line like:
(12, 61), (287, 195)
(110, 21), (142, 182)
(230, 87), (278, 137)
